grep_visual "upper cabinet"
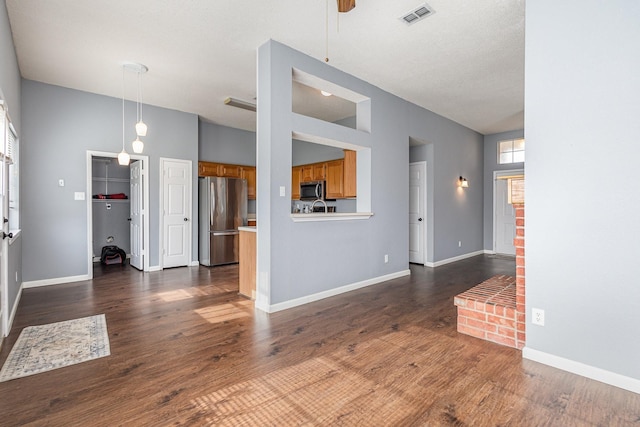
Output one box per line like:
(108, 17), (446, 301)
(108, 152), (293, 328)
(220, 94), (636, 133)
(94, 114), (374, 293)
(325, 160), (344, 199)
(293, 149), (356, 200)
(292, 166), (302, 200)
(199, 161), (256, 200)
(343, 150), (356, 198)
(313, 163), (326, 181)
(241, 166), (257, 200)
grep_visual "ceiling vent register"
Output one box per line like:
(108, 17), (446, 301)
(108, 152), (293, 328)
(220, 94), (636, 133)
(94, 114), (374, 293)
(400, 3), (435, 25)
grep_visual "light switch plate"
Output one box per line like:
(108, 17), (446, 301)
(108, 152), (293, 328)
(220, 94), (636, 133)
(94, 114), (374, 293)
(58, 179), (65, 187)
(279, 186), (286, 197)
(74, 192), (85, 200)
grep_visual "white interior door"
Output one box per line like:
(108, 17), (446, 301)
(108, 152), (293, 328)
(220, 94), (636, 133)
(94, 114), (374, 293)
(129, 160), (143, 270)
(495, 177), (516, 255)
(162, 159), (192, 268)
(409, 162), (427, 264)
(0, 111), (6, 340)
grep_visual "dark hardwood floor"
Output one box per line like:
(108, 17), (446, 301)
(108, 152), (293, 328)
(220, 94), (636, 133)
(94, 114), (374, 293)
(1, 255), (639, 426)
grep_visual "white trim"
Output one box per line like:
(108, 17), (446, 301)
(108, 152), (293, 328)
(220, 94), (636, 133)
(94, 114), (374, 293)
(148, 265), (162, 272)
(290, 212), (373, 222)
(86, 150), (151, 278)
(257, 269), (411, 313)
(189, 261), (199, 267)
(425, 250), (485, 268)
(492, 168), (524, 254)
(23, 274), (91, 288)
(6, 286), (22, 336)
(523, 347), (640, 395)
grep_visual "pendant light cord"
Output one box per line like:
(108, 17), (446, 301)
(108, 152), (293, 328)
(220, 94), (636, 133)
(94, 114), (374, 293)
(122, 67), (125, 151)
(325, 0), (329, 62)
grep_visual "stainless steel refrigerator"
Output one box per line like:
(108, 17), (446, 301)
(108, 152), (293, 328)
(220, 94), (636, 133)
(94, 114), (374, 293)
(199, 177), (247, 266)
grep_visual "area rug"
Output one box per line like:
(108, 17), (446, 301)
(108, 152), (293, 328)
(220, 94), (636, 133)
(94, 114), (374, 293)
(0, 314), (110, 382)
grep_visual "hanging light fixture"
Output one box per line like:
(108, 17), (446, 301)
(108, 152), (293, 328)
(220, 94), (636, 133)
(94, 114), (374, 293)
(118, 66), (130, 166)
(134, 65), (148, 137)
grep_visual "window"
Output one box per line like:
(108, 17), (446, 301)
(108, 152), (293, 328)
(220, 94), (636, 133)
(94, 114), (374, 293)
(498, 138), (525, 164)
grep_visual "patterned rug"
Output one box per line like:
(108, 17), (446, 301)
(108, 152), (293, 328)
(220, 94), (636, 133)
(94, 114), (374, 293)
(0, 314), (110, 382)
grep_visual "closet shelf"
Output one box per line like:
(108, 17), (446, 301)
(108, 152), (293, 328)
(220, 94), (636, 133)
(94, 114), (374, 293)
(92, 199), (129, 203)
(92, 177), (129, 183)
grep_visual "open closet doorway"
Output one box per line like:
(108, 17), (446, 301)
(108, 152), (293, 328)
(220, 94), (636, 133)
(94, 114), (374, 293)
(86, 151), (150, 278)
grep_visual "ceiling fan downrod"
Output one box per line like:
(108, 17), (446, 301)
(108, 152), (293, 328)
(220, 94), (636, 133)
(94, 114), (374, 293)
(337, 0), (355, 13)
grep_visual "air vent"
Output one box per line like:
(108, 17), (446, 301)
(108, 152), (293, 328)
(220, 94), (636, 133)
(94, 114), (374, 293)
(400, 3), (435, 25)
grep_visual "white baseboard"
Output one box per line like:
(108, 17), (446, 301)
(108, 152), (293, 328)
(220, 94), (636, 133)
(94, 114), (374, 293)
(23, 274), (91, 289)
(426, 250), (485, 268)
(5, 286), (22, 337)
(523, 347), (640, 395)
(261, 269), (411, 313)
(148, 265), (162, 272)
(189, 261), (200, 267)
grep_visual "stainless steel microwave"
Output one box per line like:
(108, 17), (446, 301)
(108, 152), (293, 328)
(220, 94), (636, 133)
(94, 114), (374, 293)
(300, 180), (326, 201)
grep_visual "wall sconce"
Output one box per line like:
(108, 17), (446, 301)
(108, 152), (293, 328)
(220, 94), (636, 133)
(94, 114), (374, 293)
(459, 176), (469, 188)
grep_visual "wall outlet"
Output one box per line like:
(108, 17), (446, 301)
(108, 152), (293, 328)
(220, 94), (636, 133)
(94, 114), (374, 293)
(384, 254), (389, 263)
(532, 308), (545, 326)
(458, 241), (462, 247)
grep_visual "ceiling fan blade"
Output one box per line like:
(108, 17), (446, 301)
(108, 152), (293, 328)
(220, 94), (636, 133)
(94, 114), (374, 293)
(337, 0), (356, 13)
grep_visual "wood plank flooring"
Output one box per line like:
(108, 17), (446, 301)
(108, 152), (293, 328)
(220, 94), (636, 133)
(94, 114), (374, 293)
(1, 255), (639, 426)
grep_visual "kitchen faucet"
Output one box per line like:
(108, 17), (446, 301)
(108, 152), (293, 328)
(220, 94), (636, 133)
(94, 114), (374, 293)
(311, 199), (328, 213)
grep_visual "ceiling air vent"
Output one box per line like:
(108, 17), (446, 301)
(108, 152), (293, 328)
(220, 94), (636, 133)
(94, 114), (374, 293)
(400, 3), (435, 25)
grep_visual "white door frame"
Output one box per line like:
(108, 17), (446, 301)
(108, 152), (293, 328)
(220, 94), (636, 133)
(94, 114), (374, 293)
(409, 161), (428, 265)
(158, 157), (193, 269)
(493, 168), (524, 254)
(86, 150), (150, 278)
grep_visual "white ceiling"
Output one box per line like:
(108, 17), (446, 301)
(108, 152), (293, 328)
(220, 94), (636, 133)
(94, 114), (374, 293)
(6, 0), (525, 135)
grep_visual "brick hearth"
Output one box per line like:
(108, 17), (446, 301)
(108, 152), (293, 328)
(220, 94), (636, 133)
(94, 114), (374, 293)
(454, 178), (525, 349)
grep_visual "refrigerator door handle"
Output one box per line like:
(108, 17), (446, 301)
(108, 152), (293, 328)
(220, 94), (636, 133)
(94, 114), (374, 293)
(212, 231), (239, 236)
(210, 183), (215, 225)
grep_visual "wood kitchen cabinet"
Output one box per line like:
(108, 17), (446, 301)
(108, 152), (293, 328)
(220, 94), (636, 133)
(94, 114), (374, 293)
(300, 165), (314, 182)
(343, 150), (357, 198)
(198, 161), (257, 200)
(325, 159), (344, 199)
(291, 149), (357, 200)
(241, 166), (256, 200)
(218, 164), (242, 178)
(198, 161), (220, 177)
(313, 163), (326, 180)
(292, 166), (302, 199)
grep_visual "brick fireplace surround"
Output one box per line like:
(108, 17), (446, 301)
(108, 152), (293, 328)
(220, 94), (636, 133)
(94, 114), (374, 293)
(454, 194), (525, 349)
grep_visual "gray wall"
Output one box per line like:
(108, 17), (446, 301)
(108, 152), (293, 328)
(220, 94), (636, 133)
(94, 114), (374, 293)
(525, 1), (640, 380)
(483, 129), (524, 250)
(199, 120), (256, 166)
(1, 1), (22, 326)
(257, 40), (483, 309)
(22, 80), (199, 282)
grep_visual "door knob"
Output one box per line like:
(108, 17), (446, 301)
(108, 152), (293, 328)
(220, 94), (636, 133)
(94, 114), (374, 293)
(184, 218), (188, 222)
(2, 232), (13, 239)
(127, 218), (132, 221)
(418, 218), (423, 222)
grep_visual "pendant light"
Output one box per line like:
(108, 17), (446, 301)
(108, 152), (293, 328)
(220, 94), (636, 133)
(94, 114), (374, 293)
(118, 66), (130, 166)
(135, 67), (148, 137)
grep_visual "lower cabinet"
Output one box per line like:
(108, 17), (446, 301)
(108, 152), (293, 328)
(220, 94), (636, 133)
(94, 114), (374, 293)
(239, 229), (256, 299)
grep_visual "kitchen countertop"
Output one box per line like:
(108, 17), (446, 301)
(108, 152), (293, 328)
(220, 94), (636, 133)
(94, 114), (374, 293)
(238, 226), (256, 232)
